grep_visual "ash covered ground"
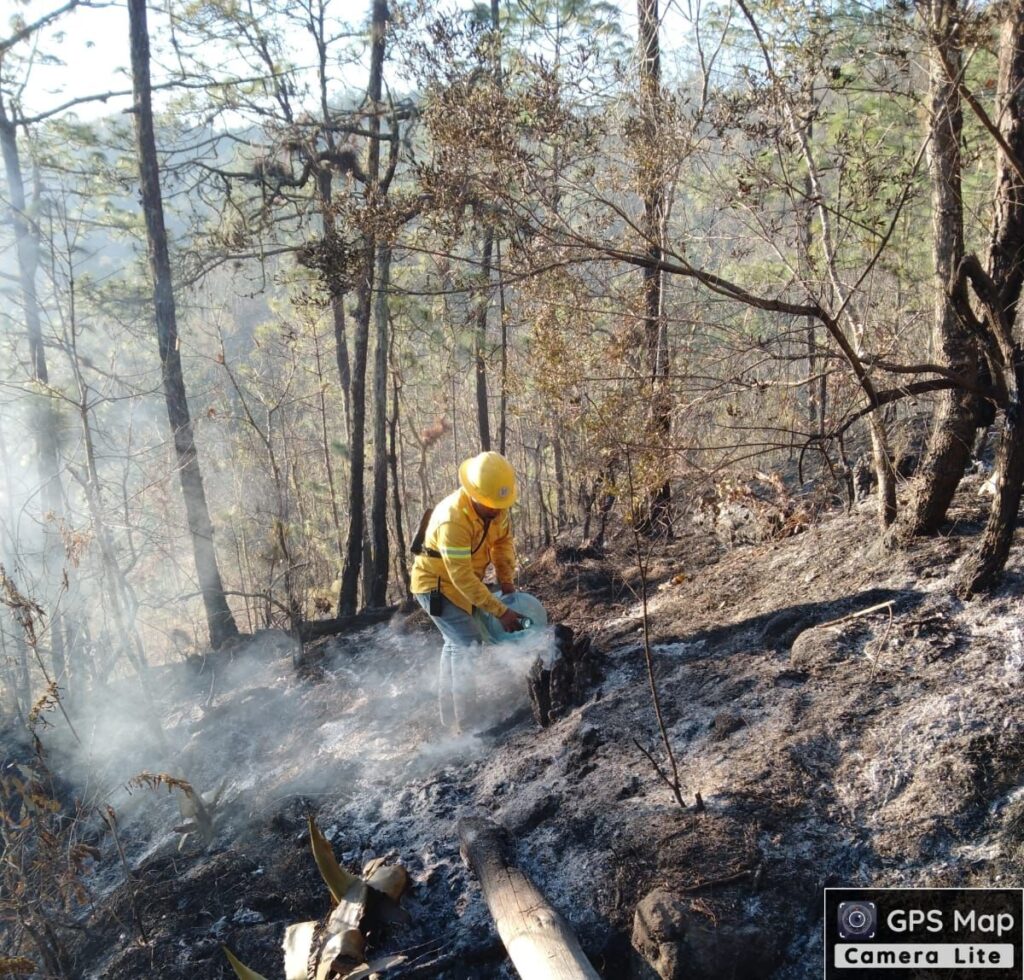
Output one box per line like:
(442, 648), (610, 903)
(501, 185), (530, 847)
(13, 474), (1024, 979)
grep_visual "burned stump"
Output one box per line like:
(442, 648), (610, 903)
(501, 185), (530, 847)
(527, 625), (602, 728)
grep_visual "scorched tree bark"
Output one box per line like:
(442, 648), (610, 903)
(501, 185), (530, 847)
(899, 0), (977, 540)
(954, 0), (1024, 594)
(338, 0), (388, 615)
(128, 0), (238, 647)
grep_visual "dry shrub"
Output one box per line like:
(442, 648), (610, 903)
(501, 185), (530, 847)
(695, 471), (824, 547)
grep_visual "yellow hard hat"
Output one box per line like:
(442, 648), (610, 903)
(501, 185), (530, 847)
(459, 451), (518, 509)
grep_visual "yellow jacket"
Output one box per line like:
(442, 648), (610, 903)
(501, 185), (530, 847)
(410, 488), (515, 617)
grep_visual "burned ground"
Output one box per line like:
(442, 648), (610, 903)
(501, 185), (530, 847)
(13, 474), (1024, 978)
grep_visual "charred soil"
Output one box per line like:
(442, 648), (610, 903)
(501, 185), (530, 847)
(14, 476), (1024, 979)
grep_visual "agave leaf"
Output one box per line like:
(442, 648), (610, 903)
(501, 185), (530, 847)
(361, 855), (386, 879)
(222, 946), (270, 980)
(364, 864), (408, 903)
(367, 890), (412, 927)
(364, 864), (410, 925)
(282, 921), (316, 980)
(308, 816), (358, 902)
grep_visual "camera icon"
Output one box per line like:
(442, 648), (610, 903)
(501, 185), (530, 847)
(838, 901), (877, 940)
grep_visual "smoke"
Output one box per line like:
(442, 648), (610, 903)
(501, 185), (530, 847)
(314, 620), (555, 781)
(22, 617), (556, 868)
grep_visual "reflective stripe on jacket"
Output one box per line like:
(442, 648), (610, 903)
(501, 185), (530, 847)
(410, 488), (515, 616)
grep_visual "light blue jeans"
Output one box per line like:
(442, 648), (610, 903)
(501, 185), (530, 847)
(415, 592), (491, 729)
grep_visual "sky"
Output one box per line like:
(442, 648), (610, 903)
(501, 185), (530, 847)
(3, 0), (694, 121)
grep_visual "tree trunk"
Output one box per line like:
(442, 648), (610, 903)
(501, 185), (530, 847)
(389, 355), (411, 596)
(553, 431), (567, 529)
(370, 245), (392, 606)
(338, 0), (387, 616)
(315, 168), (353, 438)
(341, 264), (372, 615)
(333, 295), (352, 436)
(956, 0), (1024, 593)
(798, 113), (822, 436)
(990, 0), (1024, 323)
(128, 0), (238, 648)
(0, 99), (70, 687)
(475, 233), (493, 451)
(61, 261), (149, 683)
(298, 605), (397, 642)
(497, 240), (508, 455)
(313, 320), (346, 567)
(533, 442), (552, 547)
(637, 0), (672, 529)
(900, 0), (975, 539)
(491, 0), (505, 456)
(0, 420), (31, 717)
(957, 362), (1024, 595)
(72, 400), (173, 755)
(74, 386), (150, 677)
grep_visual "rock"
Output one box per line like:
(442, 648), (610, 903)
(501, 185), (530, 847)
(632, 888), (780, 979)
(632, 889), (684, 979)
(709, 710), (745, 741)
(616, 775), (641, 800)
(693, 472), (815, 548)
(759, 608), (815, 651)
(774, 669), (808, 687)
(231, 907), (264, 925)
(790, 626), (852, 674)
(209, 916), (229, 939)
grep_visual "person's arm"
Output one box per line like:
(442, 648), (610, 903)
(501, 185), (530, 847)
(492, 513), (516, 594)
(438, 521), (508, 618)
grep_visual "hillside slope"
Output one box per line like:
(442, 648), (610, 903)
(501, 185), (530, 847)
(35, 480), (1024, 978)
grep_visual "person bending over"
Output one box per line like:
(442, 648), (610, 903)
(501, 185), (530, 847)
(411, 451), (525, 731)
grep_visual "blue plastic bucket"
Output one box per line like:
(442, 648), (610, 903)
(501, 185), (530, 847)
(478, 591), (548, 644)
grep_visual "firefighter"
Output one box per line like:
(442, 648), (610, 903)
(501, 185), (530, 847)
(411, 451), (525, 731)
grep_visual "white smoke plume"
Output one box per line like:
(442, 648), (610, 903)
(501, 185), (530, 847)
(24, 617), (556, 869)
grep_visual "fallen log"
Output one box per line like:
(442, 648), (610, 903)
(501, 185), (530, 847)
(298, 606), (397, 642)
(457, 816), (600, 980)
